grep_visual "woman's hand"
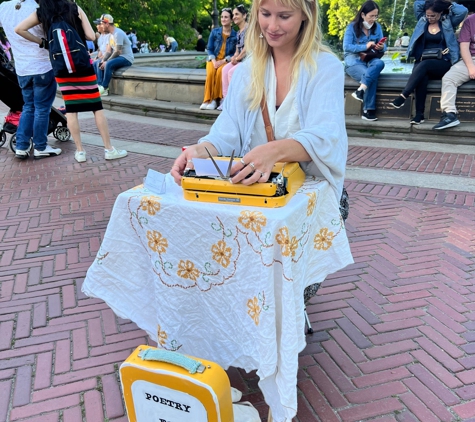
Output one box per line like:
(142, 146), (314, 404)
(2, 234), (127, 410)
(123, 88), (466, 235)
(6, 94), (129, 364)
(366, 41), (376, 49)
(170, 143), (219, 185)
(229, 143), (280, 186)
(213, 59), (226, 69)
(231, 56), (239, 65)
(374, 42), (384, 50)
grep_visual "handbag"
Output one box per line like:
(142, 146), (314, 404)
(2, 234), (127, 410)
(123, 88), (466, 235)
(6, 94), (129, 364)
(359, 47), (384, 63)
(421, 48), (443, 60)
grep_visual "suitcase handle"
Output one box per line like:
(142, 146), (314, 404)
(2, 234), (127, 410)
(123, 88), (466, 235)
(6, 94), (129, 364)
(138, 348), (206, 374)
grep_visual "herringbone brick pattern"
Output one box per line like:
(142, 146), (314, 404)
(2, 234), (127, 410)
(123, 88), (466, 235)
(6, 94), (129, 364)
(0, 127), (474, 421)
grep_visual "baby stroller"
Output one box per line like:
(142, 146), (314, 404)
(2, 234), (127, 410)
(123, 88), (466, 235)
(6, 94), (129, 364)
(0, 47), (71, 151)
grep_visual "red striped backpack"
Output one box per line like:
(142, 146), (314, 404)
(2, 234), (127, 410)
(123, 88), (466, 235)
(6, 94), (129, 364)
(47, 17), (91, 76)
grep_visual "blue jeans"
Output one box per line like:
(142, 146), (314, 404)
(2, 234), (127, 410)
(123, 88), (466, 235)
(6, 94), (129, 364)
(170, 41), (178, 52)
(93, 59), (101, 81)
(345, 58), (385, 111)
(16, 70), (57, 151)
(96, 56), (132, 89)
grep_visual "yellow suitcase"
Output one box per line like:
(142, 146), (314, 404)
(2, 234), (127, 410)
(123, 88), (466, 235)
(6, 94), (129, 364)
(120, 345), (234, 422)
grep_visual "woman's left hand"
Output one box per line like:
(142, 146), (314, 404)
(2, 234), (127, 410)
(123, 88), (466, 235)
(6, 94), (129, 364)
(229, 144), (279, 185)
(374, 43), (384, 50)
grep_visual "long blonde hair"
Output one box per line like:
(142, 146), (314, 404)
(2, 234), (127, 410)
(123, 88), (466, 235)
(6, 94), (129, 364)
(246, 0), (332, 109)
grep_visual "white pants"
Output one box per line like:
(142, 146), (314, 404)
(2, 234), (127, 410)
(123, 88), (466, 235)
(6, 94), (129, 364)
(440, 58), (475, 113)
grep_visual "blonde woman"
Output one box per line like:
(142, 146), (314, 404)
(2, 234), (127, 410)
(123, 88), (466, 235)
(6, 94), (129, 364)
(173, 0), (347, 206)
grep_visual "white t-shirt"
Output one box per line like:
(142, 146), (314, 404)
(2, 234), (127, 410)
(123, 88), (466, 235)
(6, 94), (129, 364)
(97, 33), (111, 55)
(0, 0), (52, 76)
(401, 35), (410, 47)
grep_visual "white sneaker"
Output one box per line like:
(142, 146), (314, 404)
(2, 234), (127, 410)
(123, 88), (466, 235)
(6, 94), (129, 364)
(200, 102), (209, 110)
(217, 104), (223, 111)
(98, 86), (109, 96)
(34, 145), (62, 159)
(15, 146), (32, 159)
(75, 150), (87, 163)
(206, 100), (217, 110)
(105, 147), (127, 160)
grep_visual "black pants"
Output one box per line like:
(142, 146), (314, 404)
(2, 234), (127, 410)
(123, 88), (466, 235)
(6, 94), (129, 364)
(402, 59), (451, 115)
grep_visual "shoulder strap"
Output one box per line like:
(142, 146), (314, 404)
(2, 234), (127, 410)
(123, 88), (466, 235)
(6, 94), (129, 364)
(260, 95), (274, 143)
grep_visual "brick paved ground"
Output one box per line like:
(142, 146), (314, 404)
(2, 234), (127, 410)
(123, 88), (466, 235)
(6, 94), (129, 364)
(0, 108), (474, 422)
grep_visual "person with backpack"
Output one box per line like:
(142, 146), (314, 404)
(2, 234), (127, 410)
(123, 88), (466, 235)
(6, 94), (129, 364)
(0, 0), (61, 159)
(15, 0), (127, 163)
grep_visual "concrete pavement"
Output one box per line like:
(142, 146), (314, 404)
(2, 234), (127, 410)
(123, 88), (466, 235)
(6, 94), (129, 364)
(0, 102), (474, 421)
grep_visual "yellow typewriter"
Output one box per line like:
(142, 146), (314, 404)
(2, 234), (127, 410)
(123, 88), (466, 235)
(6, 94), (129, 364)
(181, 151), (305, 208)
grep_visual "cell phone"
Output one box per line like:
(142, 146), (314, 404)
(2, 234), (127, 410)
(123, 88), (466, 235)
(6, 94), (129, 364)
(378, 37), (388, 44)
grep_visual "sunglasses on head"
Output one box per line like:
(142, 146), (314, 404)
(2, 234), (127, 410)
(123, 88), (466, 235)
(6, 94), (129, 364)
(222, 8), (232, 13)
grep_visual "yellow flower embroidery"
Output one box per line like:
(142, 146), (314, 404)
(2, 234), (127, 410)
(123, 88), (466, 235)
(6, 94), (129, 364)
(177, 260), (200, 281)
(140, 196), (161, 216)
(306, 192), (316, 216)
(247, 297), (261, 326)
(238, 210), (267, 233)
(211, 240), (232, 268)
(147, 230), (168, 253)
(275, 227), (298, 257)
(157, 324), (168, 347)
(314, 228), (335, 251)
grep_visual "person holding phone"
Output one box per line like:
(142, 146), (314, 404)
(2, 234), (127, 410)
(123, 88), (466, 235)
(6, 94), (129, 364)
(343, 0), (386, 121)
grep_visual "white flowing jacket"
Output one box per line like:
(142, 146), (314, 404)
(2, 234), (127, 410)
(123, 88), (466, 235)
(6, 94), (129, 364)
(198, 51), (348, 203)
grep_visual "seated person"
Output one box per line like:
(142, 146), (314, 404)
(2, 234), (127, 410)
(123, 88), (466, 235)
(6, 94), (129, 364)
(433, 12), (475, 130)
(343, 1), (386, 122)
(199, 8), (237, 110)
(95, 14), (134, 97)
(219, 4), (248, 111)
(390, 0), (467, 125)
(173, 0), (348, 211)
(164, 34), (178, 52)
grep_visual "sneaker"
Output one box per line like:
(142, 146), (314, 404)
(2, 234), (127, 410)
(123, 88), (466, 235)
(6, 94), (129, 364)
(206, 100), (217, 110)
(217, 104), (223, 111)
(105, 147), (128, 160)
(199, 102), (209, 110)
(432, 112), (460, 130)
(390, 95), (406, 108)
(362, 110), (378, 121)
(98, 86), (109, 96)
(410, 114), (425, 125)
(15, 144), (32, 159)
(34, 145), (62, 159)
(75, 150), (87, 163)
(352, 89), (364, 102)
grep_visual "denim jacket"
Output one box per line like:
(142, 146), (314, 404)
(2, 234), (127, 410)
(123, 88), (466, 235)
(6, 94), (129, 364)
(406, 1), (467, 64)
(207, 27), (237, 62)
(343, 22), (386, 67)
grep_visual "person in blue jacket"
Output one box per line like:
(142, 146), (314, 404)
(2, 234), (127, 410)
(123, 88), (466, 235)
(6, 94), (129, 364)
(390, 0), (467, 124)
(200, 8), (237, 110)
(343, 1), (386, 122)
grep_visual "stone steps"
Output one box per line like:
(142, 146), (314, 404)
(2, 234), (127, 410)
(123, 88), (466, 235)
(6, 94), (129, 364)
(101, 95), (475, 145)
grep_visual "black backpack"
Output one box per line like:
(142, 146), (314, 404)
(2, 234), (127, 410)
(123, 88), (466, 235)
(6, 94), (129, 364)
(48, 17), (90, 76)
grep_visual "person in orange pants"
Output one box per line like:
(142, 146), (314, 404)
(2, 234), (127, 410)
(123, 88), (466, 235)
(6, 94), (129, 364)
(200, 8), (237, 110)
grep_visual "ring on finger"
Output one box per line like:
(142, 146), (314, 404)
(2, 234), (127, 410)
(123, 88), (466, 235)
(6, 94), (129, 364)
(249, 162), (255, 170)
(240, 158), (247, 166)
(258, 171), (266, 178)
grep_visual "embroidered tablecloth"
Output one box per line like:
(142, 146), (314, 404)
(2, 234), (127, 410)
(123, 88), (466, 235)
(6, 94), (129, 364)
(82, 174), (353, 422)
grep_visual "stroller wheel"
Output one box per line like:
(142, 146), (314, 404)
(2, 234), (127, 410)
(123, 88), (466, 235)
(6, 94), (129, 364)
(9, 134), (16, 152)
(0, 131), (6, 147)
(10, 136), (33, 153)
(54, 126), (71, 142)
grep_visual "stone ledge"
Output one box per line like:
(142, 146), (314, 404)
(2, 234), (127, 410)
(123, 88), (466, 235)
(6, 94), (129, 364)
(101, 95), (475, 144)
